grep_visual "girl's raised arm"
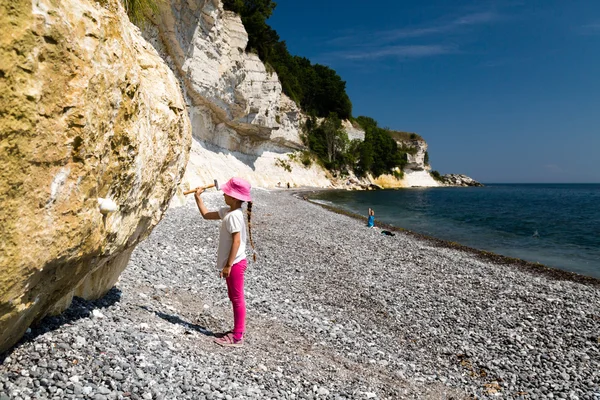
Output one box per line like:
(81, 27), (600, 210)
(194, 188), (220, 220)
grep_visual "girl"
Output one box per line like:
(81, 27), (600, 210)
(193, 177), (255, 347)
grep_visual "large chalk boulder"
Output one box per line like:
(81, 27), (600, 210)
(0, 0), (191, 353)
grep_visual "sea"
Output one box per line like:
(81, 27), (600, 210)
(309, 183), (600, 279)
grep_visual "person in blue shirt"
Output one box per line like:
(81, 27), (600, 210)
(367, 208), (375, 228)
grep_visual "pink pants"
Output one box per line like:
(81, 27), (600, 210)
(226, 259), (247, 341)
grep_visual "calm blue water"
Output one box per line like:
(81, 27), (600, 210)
(311, 184), (600, 278)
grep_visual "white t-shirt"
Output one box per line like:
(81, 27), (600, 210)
(216, 207), (247, 269)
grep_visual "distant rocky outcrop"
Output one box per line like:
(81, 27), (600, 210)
(0, 0), (191, 353)
(440, 174), (484, 187)
(397, 138), (443, 187)
(370, 138), (440, 188)
(368, 137), (482, 189)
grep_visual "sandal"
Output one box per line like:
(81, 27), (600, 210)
(214, 333), (243, 347)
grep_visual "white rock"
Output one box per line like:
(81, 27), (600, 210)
(97, 197), (118, 214)
(402, 169), (441, 187)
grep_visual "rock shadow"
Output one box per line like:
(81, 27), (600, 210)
(138, 305), (215, 337)
(0, 287), (122, 362)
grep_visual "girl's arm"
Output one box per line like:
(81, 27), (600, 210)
(194, 189), (220, 220)
(220, 232), (241, 278)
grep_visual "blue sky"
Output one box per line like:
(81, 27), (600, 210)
(268, 1), (600, 183)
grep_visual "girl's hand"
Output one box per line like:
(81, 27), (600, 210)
(194, 187), (205, 197)
(220, 265), (232, 279)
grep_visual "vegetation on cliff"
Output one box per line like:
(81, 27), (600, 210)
(353, 117), (410, 177)
(430, 170), (444, 182)
(119, 0), (163, 26)
(222, 0), (352, 120)
(387, 130), (423, 142)
(301, 115), (418, 178)
(302, 113), (349, 171)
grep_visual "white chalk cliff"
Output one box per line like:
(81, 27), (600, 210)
(372, 139), (441, 188)
(142, 0), (465, 195)
(142, 0), (332, 200)
(401, 139), (441, 187)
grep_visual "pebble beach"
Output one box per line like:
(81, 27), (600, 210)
(1, 189), (599, 400)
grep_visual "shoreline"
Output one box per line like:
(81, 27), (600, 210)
(297, 188), (600, 287)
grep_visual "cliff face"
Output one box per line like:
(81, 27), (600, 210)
(399, 139), (441, 187)
(371, 139), (440, 188)
(144, 0), (332, 195)
(342, 120), (365, 142)
(0, 0), (191, 353)
(144, 0), (468, 192)
(372, 138), (482, 188)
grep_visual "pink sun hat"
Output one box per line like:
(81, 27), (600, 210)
(221, 177), (252, 202)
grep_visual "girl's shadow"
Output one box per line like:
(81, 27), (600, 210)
(138, 306), (215, 337)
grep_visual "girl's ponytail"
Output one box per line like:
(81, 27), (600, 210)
(247, 201), (256, 262)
